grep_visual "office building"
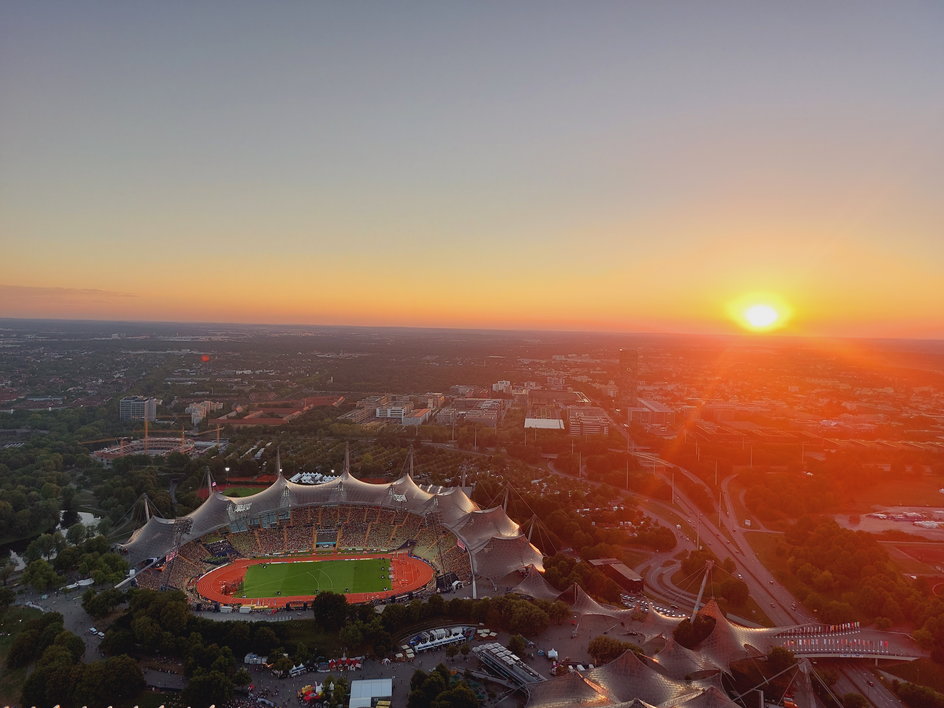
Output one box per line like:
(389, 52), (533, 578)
(119, 396), (158, 422)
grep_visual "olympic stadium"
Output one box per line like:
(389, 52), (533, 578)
(119, 457), (544, 608)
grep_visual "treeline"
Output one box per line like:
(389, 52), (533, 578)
(555, 450), (673, 501)
(0, 438), (90, 543)
(543, 554), (624, 602)
(6, 610), (145, 708)
(49, 589), (571, 706)
(20, 534), (129, 592)
(777, 518), (944, 660)
(893, 680), (944, 708)
(742, 471), (838, 524)
(89, 450), (212, 528)
(408, 664), (479, 708)
(474, 467), (676, 562)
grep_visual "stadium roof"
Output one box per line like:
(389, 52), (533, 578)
(524, 418), (565, 429)
(526, 650), (740, 708)
(119, 468), (543, 581)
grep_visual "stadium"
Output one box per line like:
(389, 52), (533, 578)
(119, 457), (544, 609)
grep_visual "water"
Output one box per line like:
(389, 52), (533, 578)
(0, 511), (104, 569)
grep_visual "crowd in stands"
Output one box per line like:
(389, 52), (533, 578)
(203, 538), (239, 559)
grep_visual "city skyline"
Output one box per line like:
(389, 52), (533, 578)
(2, 2), (943, 339)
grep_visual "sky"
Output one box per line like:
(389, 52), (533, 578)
(1, 2), (942, 338)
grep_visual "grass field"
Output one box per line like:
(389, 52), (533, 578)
(0, 607), (42, 706)
(223, 486), (266, 497)
(237, 557), (391, 598)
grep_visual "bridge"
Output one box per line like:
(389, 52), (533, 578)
(772, 623), (922, 661)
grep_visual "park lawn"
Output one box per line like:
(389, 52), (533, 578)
(881, 543), (941, 575)
(134, 691), (177, 708)
(0, 606), (43, 706)
(238, 558), (391, 598)
(743, 531), (787, 577)
(840, 475), (943, 512)
(881, 658), (944, 694)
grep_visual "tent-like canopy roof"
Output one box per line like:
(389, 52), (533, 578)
(119, 469), (537, 582)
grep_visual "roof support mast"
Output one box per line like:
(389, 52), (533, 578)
(691, 560), (714, 621)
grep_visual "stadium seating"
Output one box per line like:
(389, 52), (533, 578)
(147, 503), (472, 602)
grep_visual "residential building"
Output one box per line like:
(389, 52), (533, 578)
(119, 396), (158, 422)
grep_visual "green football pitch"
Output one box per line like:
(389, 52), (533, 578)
(236, 557), (391, 598)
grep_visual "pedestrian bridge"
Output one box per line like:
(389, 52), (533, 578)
(773, 624), (922, 661)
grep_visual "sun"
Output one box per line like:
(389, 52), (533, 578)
(727, 294), (792, 333)
(743, 303), (780, 330)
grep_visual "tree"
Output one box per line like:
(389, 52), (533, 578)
(271, 655), (294, 676)
(0, 587), (14, 616)
(588, 635), (640, 664)
(673, 615), (716, 650)
(54, 630), (86, 662)
(73, 655), (144, 707)
(0, 559), (15, 586)
(312, 591), (348, 632)
(431, 682), (478, 708)
(767, 647), (797, 674)
(82, 587), (126, 618)
(253, 625), (278, 654)
(66, 522), (87, 545)
(25, 533), (60, 562)
(339, 622), (363, 649)
(719, 577), (749, 606)
(507, 634), (527, 657)
(841, 694), (869, 708)
(181, 670), (234, 708)
(23, 559), (63, 592)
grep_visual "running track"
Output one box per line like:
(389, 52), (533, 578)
(195, 552), (435, 608)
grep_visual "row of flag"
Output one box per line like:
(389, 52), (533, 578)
(780, 621), (861, 636)
(781, 637), (890, 652)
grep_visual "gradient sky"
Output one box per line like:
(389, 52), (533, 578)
(2, 2), (942, 337)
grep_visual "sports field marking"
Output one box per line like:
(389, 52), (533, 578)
(236, 558), (392, 599)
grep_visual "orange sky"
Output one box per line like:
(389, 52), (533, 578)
(2, 3), (942, 338)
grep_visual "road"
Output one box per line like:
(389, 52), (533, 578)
(591, 404), (910, 708)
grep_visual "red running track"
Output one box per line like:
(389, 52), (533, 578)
(195, 552), (435, 608)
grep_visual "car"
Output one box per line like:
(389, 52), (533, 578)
(768, 580), (775, 585)
(770, 603), (776, 608)
(867, 681), (875, 687)
(88, 627), (98, 635)
(96, 631), (105, 638)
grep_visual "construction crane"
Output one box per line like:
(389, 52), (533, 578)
(79, 419), (189, 454)
(192, 426), (225, 444)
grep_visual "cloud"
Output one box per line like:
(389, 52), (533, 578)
(0, 284), (136, 299)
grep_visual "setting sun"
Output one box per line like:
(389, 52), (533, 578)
(744, 303), (780, 330)
(727, 294), (792, 333)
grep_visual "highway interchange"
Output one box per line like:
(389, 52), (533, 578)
(565, 407), (914, 708)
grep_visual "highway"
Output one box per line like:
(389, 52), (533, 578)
(595, 407), (912, 708)
(431, 422), (918, 707)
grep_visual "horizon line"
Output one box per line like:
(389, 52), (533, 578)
(0, 315), (941, 345)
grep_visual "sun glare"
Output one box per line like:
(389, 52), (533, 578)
(744, 304), (780, 330)
(727, 295), (791, 333)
